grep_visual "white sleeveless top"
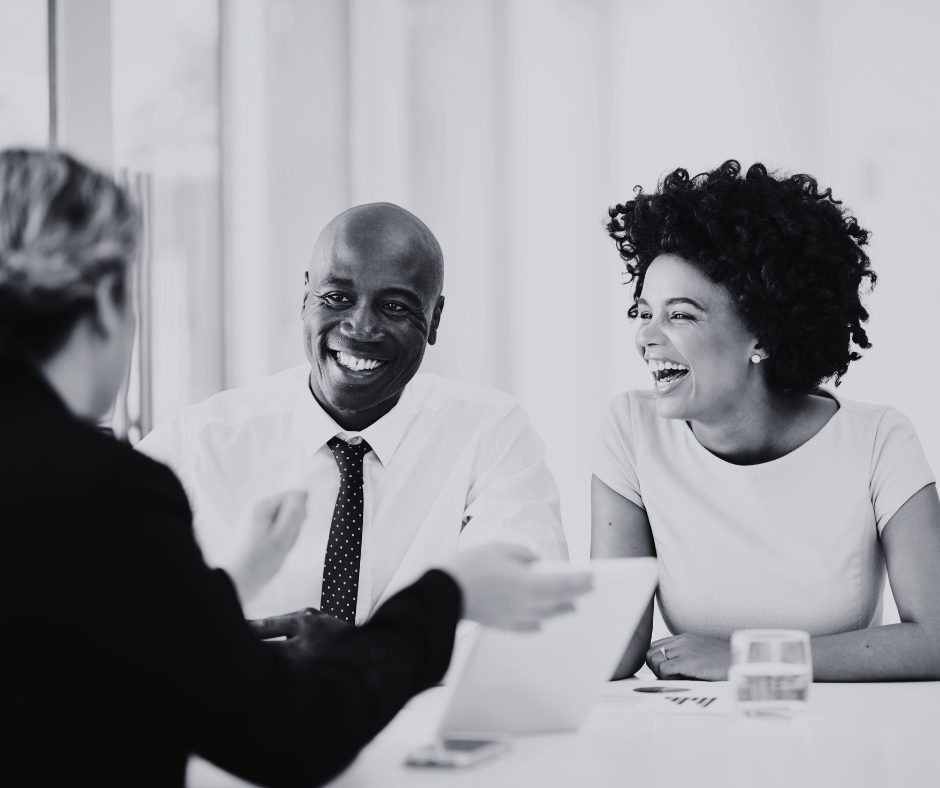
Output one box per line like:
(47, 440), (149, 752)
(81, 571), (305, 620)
(592, 391), (935, 639)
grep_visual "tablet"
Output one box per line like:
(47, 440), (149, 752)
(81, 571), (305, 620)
(438, 557), (658, 736)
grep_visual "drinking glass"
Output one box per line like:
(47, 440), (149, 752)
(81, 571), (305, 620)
(729, 629), (812, 717)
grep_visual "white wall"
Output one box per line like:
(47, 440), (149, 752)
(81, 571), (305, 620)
(217, 0), (940, 570)
(815, 0), (940, 474)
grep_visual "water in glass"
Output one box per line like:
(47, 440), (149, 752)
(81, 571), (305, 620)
(729, 630), (812, 717)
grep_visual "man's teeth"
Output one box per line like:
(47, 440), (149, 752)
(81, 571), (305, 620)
(336, 351), (384, 371)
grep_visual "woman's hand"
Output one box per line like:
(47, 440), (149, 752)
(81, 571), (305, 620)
(647, 633), (731, 681)
(227, 490), (308, 604)
(441, 543), (594, 631)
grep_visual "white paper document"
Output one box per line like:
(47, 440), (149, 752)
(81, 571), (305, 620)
(595, 680), (733, 716)
(438, 558), (659, 735)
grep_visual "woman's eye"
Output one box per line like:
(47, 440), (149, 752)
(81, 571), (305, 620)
(638, 311), (652, 320)
(670, 312), (693, 320)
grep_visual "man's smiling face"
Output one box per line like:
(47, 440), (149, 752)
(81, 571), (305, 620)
(302, 204), (444, 430)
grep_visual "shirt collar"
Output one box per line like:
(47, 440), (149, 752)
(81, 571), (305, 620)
(295, 370), (414, 467)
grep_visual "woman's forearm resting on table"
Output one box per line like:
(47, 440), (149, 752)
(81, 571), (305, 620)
(646, 621), (940, 683)
(810, 622), (940, 682)
(803, 485), (940, 681)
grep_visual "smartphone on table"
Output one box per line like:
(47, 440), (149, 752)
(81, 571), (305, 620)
(406, 734), (509, 768)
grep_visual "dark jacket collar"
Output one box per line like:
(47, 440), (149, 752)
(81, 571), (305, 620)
(0, 350), (78, 422)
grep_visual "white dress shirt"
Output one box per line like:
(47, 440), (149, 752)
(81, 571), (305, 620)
(137, 364), (568, 621)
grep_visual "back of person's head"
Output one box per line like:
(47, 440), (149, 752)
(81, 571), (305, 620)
(0, 148), (139, 361)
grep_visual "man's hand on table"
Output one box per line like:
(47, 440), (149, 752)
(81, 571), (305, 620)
(247, 608), (352, 666)
(647, 633), (731, 680)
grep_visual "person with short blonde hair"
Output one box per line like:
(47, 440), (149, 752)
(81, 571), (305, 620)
(0, 148), (591, 787)
(0, 148), (138, 360)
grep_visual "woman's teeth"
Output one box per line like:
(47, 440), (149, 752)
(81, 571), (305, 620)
(336, 351), (385, 371)
(648, 359), (689, 386)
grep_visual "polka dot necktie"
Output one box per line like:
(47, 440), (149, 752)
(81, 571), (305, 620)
(320, 436), (372, 623)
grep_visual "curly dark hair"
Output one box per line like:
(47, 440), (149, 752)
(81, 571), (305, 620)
(606, 160), (875, 395)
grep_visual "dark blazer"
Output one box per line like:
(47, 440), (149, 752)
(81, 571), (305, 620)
(0, 354), (460, 787)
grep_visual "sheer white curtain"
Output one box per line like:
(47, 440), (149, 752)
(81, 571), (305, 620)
(0, 0), (47, 150)
(219, 0), (940, 565)
(112, 0), (223, 428)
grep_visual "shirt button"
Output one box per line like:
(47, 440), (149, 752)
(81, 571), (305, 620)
(347, 435), (363, 445)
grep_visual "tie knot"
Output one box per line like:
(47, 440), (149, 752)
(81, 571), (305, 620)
(327, 436), (372, 464)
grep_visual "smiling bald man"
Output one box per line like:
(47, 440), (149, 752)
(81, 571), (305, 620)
(138, 203), (568, 621)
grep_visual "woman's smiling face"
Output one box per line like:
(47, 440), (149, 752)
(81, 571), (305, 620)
(635, 254), (764, 423)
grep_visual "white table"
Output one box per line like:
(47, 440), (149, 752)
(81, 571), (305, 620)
(189, 678), (940, 788)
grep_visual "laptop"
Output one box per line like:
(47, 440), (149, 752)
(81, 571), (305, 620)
(438, 557), (658, 736)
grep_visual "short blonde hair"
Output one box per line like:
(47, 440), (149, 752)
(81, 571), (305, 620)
(0, 148), (139, 359)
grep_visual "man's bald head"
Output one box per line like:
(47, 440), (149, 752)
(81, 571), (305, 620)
(310, 202), (444, 297)
(302, 203), (446, 431)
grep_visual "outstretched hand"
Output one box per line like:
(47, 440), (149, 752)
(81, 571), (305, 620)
(227, 490), (308, 604)
(247, 608), (353, 667)
(646, 633), (731, 681)
(441, 543), (594, 631)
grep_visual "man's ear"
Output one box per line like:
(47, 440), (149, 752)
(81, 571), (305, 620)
(301, 271), (310, 317)
(427, 295), (445, 346)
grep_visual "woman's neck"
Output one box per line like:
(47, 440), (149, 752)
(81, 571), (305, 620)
(689, 390), (838, 466)
(38, 322), (112, 423)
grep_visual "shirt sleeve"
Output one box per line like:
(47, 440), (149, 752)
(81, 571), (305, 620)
(591, 393), (644, 509)
(460, 401), (569, 560)
(135, 410), (193, 498)
(871, 407), (936, 535)
(91, 455), (460, 787)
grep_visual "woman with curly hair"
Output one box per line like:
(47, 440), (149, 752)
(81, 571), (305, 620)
(593, 160), (940, 682)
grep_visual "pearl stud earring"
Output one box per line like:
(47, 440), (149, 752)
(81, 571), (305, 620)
(750, 353), (762, 364)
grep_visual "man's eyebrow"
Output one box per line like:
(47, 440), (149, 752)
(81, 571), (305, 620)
(377, 286), (424, 303)
(317, 276), (356, 288)
(637, 296), (707, 311)
(317, 278), (425, 303)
